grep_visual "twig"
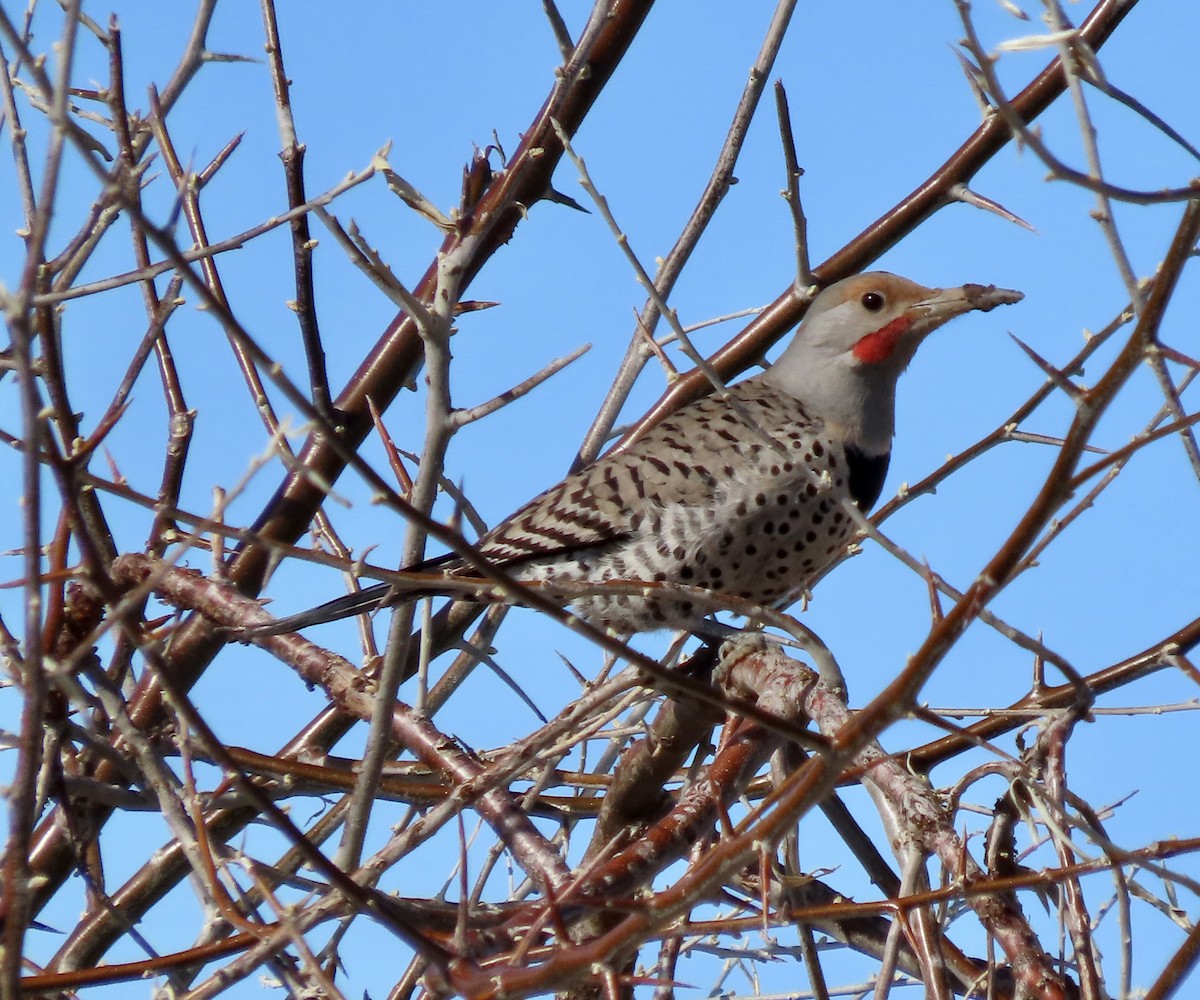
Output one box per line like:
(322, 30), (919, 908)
(1044, 1), (1141, 308)
(30, 163), (379, 306)
(0, 2), (82, 987)
(541, 0), (574, 60)
(773, 80), (812, 286)
(450, 343), (591, 427)
(552, 120), (790, 457)
(261, 0), (333, 418)
(953, 1), (1195, 206)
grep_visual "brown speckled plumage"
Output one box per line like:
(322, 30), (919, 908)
(252, 274), (1021, 637)
(476, 380), (861, 631)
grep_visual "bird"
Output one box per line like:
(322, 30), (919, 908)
(249, 273), (1021, 638)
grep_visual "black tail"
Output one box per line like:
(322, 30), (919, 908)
(232, 552), (468, 638)
(235, 582), (396, 638)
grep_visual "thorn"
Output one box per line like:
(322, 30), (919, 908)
(1009, 334), (1085, 401)
(635, 307), (679, 380)
(951, 47), (994, 114)
(996, 29), (1079, 53)
(542, 184), (590, 214)
(555, 651), (588, 686)
(162, 149), (198, 230)
(382, 166), (454, 231)
(477, 653), (546, 723)
(920, 558), (944, 624)
(454, 299), (500, 316)
(949, 184), (1036, 232)
(1006, 429), (1106, 454)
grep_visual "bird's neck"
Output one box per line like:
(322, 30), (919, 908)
(755, 367), (896, 458)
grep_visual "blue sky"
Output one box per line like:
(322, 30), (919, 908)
(3, 2), (1199, 996)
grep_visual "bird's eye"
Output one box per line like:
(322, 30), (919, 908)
(861, 291), (885, 312)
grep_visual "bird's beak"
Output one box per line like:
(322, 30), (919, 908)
(912, 283), (1024, 329)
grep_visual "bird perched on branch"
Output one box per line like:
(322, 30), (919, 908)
(250, 273), (1020, 638)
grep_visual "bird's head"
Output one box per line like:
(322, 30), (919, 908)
(762, 272), (1022, 455)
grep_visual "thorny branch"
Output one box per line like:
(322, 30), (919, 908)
(4, 1), (1200, 998)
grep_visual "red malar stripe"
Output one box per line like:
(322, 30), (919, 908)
(852, 315), (910, 364)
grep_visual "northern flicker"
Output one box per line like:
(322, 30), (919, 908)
(252, 273), (1020, 636)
